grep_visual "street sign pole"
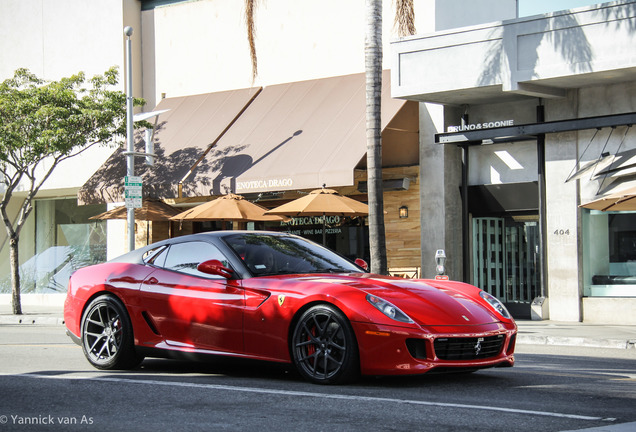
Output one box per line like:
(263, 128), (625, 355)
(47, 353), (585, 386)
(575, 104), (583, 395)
(124, 26), (135, 252)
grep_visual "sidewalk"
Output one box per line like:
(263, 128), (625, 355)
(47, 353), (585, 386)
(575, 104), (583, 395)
(1, 304), (635, 350)
(516, 319), (636, 350)
(0, 304), (66, 326)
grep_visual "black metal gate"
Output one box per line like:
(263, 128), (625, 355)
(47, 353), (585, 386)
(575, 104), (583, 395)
(472, 217), (540, 306)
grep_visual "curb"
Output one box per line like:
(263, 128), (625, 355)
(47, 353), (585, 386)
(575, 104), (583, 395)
(0, 315), (65, 326)
(516, 334), (636, 350)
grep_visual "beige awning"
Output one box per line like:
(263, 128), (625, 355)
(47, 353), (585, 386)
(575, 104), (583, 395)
(580, 184), (636, 211)
(197, 70), (411, 195)
(78, 87), (261, 205)
(78, 71), (415, 204)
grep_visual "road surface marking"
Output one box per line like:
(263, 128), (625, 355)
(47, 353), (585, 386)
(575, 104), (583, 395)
(11, 373), (616, 422)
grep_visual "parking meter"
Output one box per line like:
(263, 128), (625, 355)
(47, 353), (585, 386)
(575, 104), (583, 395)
(435, 249), (446, 275)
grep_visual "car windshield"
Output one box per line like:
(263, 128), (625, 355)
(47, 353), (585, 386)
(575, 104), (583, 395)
(223, 233), (363, 277)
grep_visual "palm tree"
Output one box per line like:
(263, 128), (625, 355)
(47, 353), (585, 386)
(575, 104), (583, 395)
(245, 0), (416, 274)
(365, 0), (386, 274)
(245, 0), (258, 83)
(365, 0), (415, 274)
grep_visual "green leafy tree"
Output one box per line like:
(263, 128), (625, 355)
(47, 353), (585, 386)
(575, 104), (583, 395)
(0, 67), (145, 314)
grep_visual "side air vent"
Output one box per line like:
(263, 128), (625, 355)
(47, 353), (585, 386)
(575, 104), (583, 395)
(142, 311), (161, 336)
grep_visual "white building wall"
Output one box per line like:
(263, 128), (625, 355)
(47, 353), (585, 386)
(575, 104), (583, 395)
(142, 0), (425, 106)
(392, 2), (636, 102)
(1, 0), (131, 81)
(0, 0), (142, 197)
(142, 0), (518, 107)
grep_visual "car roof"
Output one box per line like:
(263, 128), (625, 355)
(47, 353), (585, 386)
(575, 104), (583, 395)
(108, 230), (296, 264)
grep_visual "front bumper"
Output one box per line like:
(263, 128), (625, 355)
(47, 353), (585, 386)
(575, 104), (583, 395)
(352, 321), (516, 376)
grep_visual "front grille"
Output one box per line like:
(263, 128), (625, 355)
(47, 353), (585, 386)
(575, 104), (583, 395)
(434, 334), (505, 360)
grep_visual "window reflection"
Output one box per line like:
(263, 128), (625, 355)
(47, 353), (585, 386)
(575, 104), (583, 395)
(224, 233), (361, 277)
(583, 210), (636, 296)
(0, 199), (107, 294)
(162, 241), (231, 279)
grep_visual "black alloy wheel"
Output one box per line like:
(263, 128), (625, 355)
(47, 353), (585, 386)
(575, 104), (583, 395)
(81, 294), (143, 370)
(291, 304), (359, 384)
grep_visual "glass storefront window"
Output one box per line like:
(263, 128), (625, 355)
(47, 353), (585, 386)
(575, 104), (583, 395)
(0, 198), (107, 294)
(582, 209), (636, 297)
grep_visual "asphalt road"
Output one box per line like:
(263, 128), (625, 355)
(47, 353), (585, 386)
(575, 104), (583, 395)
(1, 324), (635, 432)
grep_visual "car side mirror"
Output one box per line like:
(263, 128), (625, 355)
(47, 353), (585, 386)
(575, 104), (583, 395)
(197, 259), (233, 279)
(354, 258), (368, 271)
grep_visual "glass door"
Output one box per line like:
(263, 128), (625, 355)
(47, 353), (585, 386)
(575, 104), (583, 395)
(472, 216), (540, 304)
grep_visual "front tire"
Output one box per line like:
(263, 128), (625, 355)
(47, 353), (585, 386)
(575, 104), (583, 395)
(81, 294), (143, 370)
(291, 304), (359, 384)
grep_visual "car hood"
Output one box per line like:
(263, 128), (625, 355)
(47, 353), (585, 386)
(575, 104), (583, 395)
(288, 273), (500, 326)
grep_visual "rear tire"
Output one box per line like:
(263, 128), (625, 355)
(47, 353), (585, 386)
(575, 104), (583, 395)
(291, 304), (359, 384)
(81, 294), (143, 370)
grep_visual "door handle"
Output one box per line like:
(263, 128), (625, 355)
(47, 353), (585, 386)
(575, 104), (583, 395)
(147, 277), (159, 285)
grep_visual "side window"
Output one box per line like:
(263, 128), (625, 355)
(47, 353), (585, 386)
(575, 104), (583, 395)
(162, 241), (231, 278)
(143, 245), (168, 267)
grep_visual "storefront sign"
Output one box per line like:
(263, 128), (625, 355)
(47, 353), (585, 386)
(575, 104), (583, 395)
(284, 227), (343, 237)
(237, 177), (293, 191)
(279, 216), (344, 238)
(447, 119), (514, 133)
(281, 215), (342, 226)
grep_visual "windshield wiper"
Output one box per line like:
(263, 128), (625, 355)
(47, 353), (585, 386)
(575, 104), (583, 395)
(274, 268), (352, 275)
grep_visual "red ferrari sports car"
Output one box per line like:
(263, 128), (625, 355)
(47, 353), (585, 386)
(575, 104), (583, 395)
(64, 231), (516, 384)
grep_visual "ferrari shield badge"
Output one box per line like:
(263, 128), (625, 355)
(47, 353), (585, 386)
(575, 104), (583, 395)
(474, 337), (484, 356)
(278, 295), (286, 306)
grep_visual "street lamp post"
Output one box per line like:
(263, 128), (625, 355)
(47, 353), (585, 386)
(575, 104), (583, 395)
(122, 27), (164, 252)
(124, 26), (135, 252)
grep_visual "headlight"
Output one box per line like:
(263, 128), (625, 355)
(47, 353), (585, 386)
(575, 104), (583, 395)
(366, 294), (414, 323)
(480, 291), (511, 319)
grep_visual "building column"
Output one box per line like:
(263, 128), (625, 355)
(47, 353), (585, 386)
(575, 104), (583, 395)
(544, 94), (582, 321)
(419, 103), (463, 279)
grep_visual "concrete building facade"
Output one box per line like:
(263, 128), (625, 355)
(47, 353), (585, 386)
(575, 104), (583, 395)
(392, 0), (636, 323)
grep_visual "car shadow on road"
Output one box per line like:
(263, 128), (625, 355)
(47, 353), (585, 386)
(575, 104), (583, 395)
(130, 357), (300, 383)
(91, 356), (511, 389)
(25, 356), (513, 389)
